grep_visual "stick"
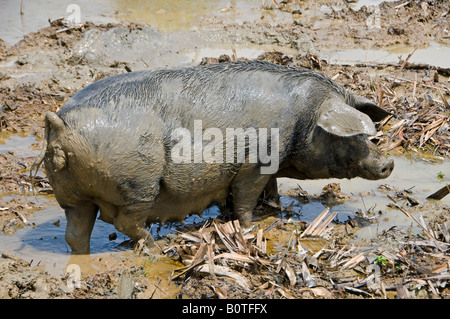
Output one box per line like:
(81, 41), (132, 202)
(395, 205), (434, 239)
(392, 49), (416, 85)
(426, 184), (450, 200)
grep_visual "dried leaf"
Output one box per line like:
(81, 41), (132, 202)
(341, 253), (366, 270)
(207, 240), (216, 280)
(283, 262), (297, 287)
(198, 264), (253, 291)
(301, 261), (315, 288)
(211, 285), (227, 299)
(214, 252), (272, 266)
(180, 232), (202, 243)
(256, 229), (266, 255)
(276, 287), (295, 299)
(396, 283), (410, 299)
(214, 220), (237, 252)
(310, 287), (334, 298)
(300, 208), (337, 238)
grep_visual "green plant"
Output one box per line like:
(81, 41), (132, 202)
(437, 171), (445, 181)
(374, 255), (388, 268)
(140, 257), (155, 276)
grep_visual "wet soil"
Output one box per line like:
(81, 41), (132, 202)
(0, 0), (449, 299)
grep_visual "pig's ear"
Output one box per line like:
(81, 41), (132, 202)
(352, 95), (392, 122)
(317, 99), (377, 137)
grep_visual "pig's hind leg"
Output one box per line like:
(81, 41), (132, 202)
(64, 203), (98, 254)
(261, 176), (279, 203)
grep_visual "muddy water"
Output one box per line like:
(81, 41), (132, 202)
(279, 156), (450, 240)
(0, 133), (39, 158)
(0, 0), (117, 45)
(1, 0), (258, 45)
(321, 41), (450, 69)
(1, 0), (398, 45)
(0, 195), (220, 276)
(112, 0), (263, 32)
(0, 189), (220, 278)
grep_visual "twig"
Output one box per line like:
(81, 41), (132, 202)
(438, 90), (450, 108)
(394, 1), (410, 9)
(386, 76), (449, 91)
(14, 211), (29, 224)
(392, 49), (416, 85)
(427, 184), (450, 200)
(395, 205), (435, 239)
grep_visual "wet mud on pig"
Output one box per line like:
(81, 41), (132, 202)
(32, 61), (393, 254)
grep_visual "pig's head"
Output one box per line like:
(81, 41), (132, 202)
(291, 95), (394, 181)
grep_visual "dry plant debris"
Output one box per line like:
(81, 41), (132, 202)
(162, 204), (450, 299)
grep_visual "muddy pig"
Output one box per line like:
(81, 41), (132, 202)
(35, 61), (393, 254)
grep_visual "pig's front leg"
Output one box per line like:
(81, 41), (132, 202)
(231, 170), (273, 229)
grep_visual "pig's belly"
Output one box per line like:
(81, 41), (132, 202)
(147, 185), (230, 224)
(145, 163), (236, 223)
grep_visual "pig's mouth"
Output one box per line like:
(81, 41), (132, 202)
(350, 158), (394, 180)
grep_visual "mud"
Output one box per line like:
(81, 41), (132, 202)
(0, 0), (449, 299)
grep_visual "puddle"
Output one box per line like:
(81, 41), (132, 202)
(183, 45), (297, 64)
(350, 0), (399, 10)
(113, 0), (262, 32)
(0, 195), (221, 276)
(0, 199), (122, 276)
(0, 0), (403, 46)
(0, 0), (263, 45)
(278, 156), (450, 240)
(0, 0), (118, 45)
(321, 41), (450, 69)
(0, 133), (39, 158)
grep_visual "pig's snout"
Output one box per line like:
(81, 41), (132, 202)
(363, 157), (394, 180)
(353, 155), (394, 180)
(379, 158), (394, 178)
(354, 140), (395, 180)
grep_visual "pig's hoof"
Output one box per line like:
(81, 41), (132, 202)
(134, 235), (155, 256)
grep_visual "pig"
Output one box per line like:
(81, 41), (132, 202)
(34, 61), (394, 254)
